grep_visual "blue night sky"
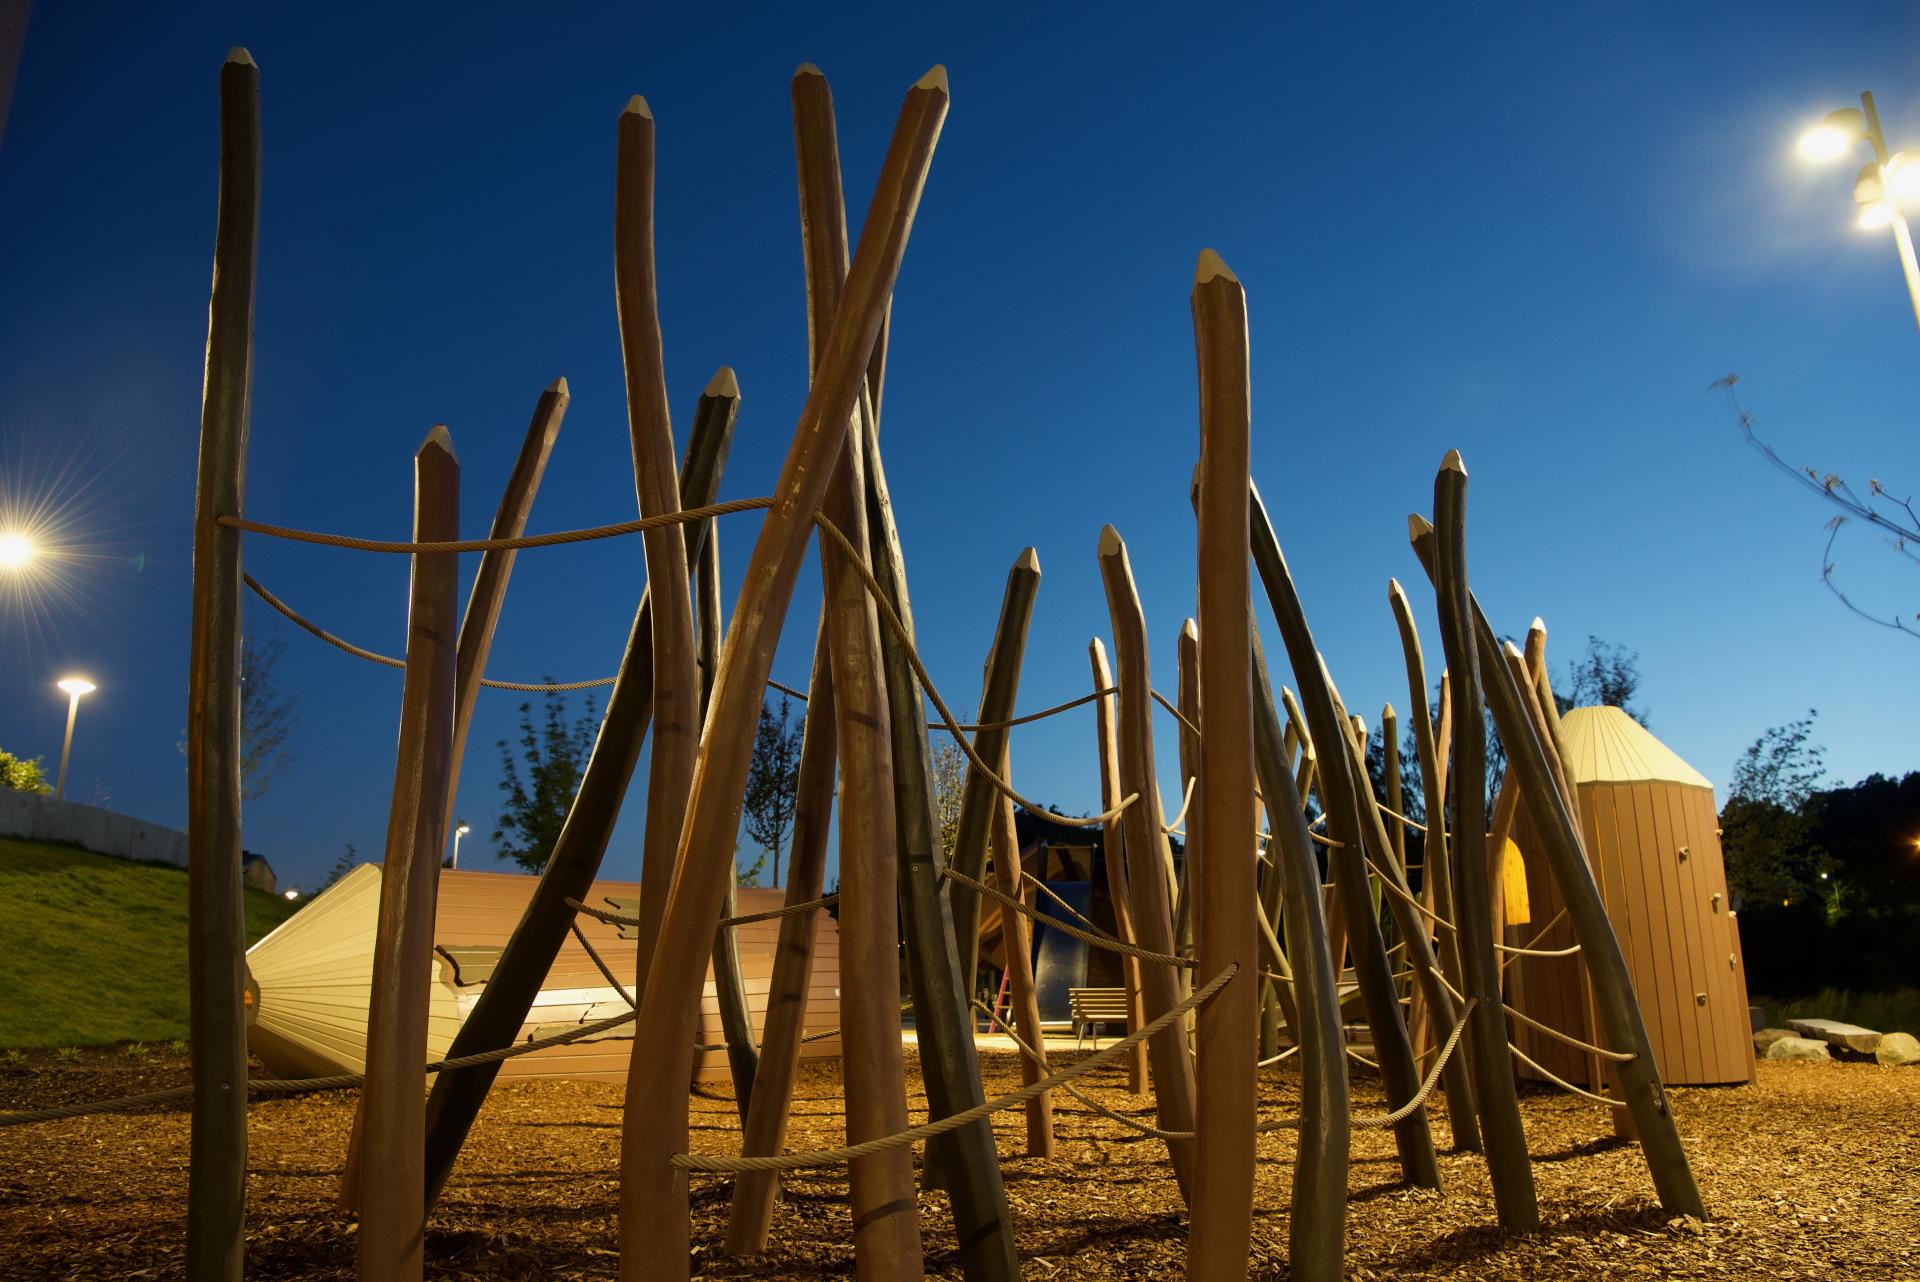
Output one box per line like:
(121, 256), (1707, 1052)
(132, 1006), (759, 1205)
(3, 4), (1918, 894)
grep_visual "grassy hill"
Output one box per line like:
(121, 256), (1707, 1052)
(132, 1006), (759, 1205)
(0, 837), (300, 1048)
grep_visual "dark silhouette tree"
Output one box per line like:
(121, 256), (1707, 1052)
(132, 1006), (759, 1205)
(742, 695), (804, 887)
(493, 687), (597, 873)
(1719, 711), (1827, 909)
(240, 633), (298, 800)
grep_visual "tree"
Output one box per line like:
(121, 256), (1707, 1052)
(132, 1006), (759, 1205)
(1720, 711), (1827, 909)
(742, 695), (804, 887)
(0, 748), (51, 794)
(493, 687), (597, 874)
(1717, 374), (1920, 641)
(322, 842), (362, 891)
(930, 738), (967, 857)
(241, 633), (299, 800)
(1559, 635), (1646, 724)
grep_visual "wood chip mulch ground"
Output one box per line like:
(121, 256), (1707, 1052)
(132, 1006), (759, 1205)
(1, 1046), (1915, 1280)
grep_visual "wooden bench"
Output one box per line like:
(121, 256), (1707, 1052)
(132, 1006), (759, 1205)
(1069, 987), (1131, 1049)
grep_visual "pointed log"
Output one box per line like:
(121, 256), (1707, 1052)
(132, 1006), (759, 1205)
(1096, 525), (1197, 1199)
(618, 66), (949, 1282)
(443, 379), (568, 834)
(992, 740), (1054, 1156)
(1090, 637), (1149, 1094)
(421, 372), (737, 1207)
(185, 48), (259, 1282)
(357, 428), (460, 1282)
(1246, 484), (1439, 1188)
(1173, 618), (1201, 974)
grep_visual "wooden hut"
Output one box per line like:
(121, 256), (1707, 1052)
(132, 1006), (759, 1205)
(243, 865), (841, 1084)
(1508, 706), (1753, 1087)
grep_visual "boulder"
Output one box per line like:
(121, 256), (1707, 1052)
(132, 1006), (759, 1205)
(1753, 1027), (1797, 1054)
(1764, 1036), (1831, 1062)
(1874, 1031), (1920, 1067)
(1788, 1017), (1883, 1054)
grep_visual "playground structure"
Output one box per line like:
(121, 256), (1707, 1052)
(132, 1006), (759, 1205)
(3, 46), (1729, 1282)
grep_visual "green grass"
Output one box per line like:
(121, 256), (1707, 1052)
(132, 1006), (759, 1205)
(1752, 987), (1920, 1036)
(0, 837), (299, 1048)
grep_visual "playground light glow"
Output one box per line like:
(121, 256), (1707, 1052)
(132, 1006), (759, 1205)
(56, 676), (95, 697)
(0, 532), (32, 568)
(1798, 109), (1864, 163)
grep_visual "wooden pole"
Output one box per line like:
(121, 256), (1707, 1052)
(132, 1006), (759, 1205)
(991, 741), (1054, 1156)
(790, 65), (923, 1278)
(725, 618), (836, 1253)
(1248, 623), (1348, 1282)
(1385, 579), (1478, 1150)
(1246, 485), (1440, 1189)
(701, 527), (760, 1125)
(620, 66), (948, 1282)
(1090, 638), (1149, 1094)
(185, 48), (259, 1282)
(1410, 477), (1706, 1219)
(1188, 250), (1258, 1280)
(1420, 459), (1539, 1229)
(357, 427), (461, 1282)
(783, 64), (1020, 1273)
(443, 379), (568, 833)
(421, 371), (737, 1207)
(614, 95), (700, 994)
(1173, 619), (1201, 975)
(1096, 525), (1197, 1199)
(1382, 705), (1404, 867)
(948, 551), (1042, 988)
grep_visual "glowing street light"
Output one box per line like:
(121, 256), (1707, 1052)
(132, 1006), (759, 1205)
(54, 676), (95, 800)
(451, 820), (471, 870)
(0, 532), (33, 568)
(1796, 92), (1920, 335)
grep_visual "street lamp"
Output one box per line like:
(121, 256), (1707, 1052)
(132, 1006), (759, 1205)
(1796, 92), (1920, 334)
(451, 820), (470, 869)
(54, 676), (95, 800)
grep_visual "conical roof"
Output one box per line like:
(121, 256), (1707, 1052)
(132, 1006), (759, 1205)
(1558, 705), (1713, 791)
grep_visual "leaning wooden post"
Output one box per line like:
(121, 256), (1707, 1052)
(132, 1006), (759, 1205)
(1096, 525), (1198, 1200)
(787, 63), (1019, 1272)
(1382, 705), (1405, 867)
(620, 67), (948, 1282)
(1188, 249), (1258, 1281)
(443, 379), (568, 829)
(1411, 472), (1706, 1220)
(948, 550), (1042, 989)
(1248, 623), (1348, 1282)
(791, 65), (923, 1278)
(701, 527), (761, 1125)
(1385, 579), (1478, 1149)
(1246, 486), (1441, 1189)
(421, 373), (736, 1207)
(357, 427), (461, 1282)
(991, 740), (1054, 1156)
(1420, 458), (1539, 1229)
(1089, 637), (1148, 1094)
(185, 47), (259, 1282)
(1173, 618), (1202, 971)
(725, 619), (837, 1254)
(614, 95), (701, 994)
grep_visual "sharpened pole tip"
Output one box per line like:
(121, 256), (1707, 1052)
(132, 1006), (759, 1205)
(1015, 546), (1041, 574)
(547, 376), (570, 397)
(623, 94), (652, 119)
(915, 65), (949, 93)
(1440, 448), (1466, 474)
(225, 47), (256, 67)
(1407, 513), (1434, 541)
(421, 423), (458, 462)
(795, 62), (825, 78)
(1529, 616), (1547, 636)
(704, 366), (740, 399)
(1194, 247), (1239, 285)
(1182, 617), (1199, 640)
(1097, 524), (1122, 556)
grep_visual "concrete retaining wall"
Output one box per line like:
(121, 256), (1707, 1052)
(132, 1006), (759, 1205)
(0, 790), (188, 866)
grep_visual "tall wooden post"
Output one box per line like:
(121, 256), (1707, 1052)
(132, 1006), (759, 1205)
(421, 371), (737, 1207)
(725, 620), (836, 1253)
(1246, 485), (1440, 1189)
(991, 741), (1054, 1156)
(1187, 249), (1257, 1280)
(619, 67), (948, 1282)
(614, 95), (700, 994)
(186, 47), (259, 1282)
(1423, 459), (1539, 1228)
(443, 379), (568, 831)
(1173, 619), (1201, 975)
(357, 428), (461, 1282)
(1248, 624), (1348, 1282)
(1096, 525), (1197, 1199)
(1089, 638), (1148, 1093)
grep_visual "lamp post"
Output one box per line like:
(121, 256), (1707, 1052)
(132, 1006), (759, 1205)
(451, 820), (470, 870)
(1798, 91), (1920, 335)
(54, 676), (95, 800)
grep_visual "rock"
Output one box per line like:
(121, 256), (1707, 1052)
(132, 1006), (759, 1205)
(1753, 1027), (1797, 1054)
(1874, 1032), (1920, 1067)
(1788, 1017), (1883, 1054)
(1765, 1036), (1831, 1062)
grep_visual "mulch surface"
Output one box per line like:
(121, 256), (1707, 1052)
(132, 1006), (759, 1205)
(1, 1045), (1915, 1280)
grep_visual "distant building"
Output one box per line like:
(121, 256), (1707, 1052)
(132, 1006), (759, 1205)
(242, 852), (277, 894)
